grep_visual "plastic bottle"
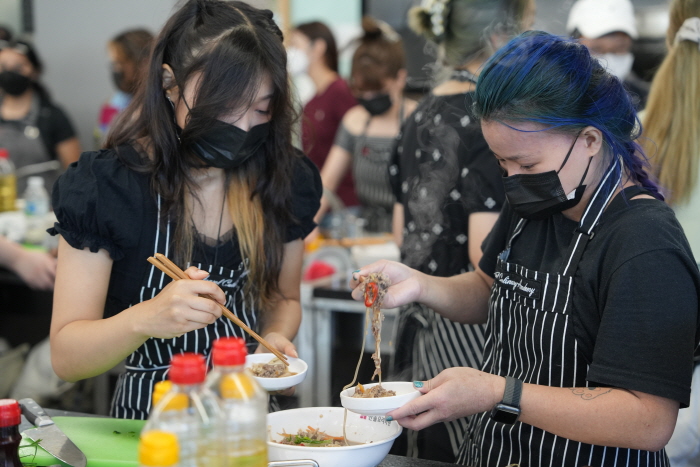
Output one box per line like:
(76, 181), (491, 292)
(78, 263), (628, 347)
(139, 430), (179, 467)
(205, 338), (268, 467)
(0, 149), (16, 213)
(143, 354), (222, 467)
(23, 176), (50, 246)
(0, 399), (22, 467)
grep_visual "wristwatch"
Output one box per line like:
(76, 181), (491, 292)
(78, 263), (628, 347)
(490, 376), (523, 424)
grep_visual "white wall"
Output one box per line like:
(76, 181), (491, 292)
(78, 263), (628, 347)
(33, 0), (178, 152)
(0, 0), (22, 36)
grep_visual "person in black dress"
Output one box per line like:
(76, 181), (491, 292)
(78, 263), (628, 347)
(388, 0), (534, 461)
(351, 31), (700, 466)
(48, 0), (321, 419)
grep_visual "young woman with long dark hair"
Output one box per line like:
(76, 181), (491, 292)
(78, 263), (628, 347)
(48, 0), (321, 419)
(351, 31), (699, 466)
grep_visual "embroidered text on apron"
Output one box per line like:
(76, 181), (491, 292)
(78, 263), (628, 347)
(0, 94), (59, 194)
(458, 158), (670, 466)
(110, 197), (258, 420)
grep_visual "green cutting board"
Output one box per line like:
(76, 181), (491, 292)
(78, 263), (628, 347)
(19, 417), (145, 467)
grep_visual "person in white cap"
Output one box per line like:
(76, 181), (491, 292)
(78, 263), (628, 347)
(567, 0), (649, 109)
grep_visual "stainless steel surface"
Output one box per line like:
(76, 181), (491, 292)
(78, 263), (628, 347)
(19, 398), (88, 467)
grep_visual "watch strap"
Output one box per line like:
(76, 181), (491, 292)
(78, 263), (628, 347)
(503, 376), (523, 408)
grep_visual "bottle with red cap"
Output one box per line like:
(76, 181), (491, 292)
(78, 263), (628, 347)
(204, 337), (268, 467)
(143, 353), (222, 467)
(0, 399), (22, 467)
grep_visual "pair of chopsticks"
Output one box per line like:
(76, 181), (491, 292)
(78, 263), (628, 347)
(147, 253), (289, 366)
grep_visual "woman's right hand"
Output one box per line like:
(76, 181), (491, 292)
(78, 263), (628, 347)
(349, 260), (425, 309)
(134, 267), (226, 339)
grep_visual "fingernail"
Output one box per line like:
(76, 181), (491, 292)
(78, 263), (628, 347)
(413, 381), (424, 388)
(352, 269), (360, 281)
(291, 349), (299, 358)
(385, 416), (393, 422)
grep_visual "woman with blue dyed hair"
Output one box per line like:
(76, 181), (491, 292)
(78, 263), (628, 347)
(351, 30), (700, 466)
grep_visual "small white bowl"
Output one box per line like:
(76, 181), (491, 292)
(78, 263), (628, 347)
(267, 407), (402, 467)
(245, 353), (308, 391)
(340, 382), (421, 416)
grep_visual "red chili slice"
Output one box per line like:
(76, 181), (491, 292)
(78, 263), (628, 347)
(365, 282), (378, 307)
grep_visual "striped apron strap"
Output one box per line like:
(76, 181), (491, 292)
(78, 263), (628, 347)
(559, 156), (623, 276)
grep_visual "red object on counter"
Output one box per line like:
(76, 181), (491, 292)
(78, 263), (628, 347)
(0, 399), (22, 467)
(303, 260), (336, 281)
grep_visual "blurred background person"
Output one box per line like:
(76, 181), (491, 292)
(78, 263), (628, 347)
(641, 1), (700, 465)
(567, 0), (650, 110)
(0, 39), (80, 194)
(96, 28), (153, 145)
(316, 17), (417, 235)
(387, 0), (533, 461)
(289, 21), (359, 217)
(0, 25), (13, 42)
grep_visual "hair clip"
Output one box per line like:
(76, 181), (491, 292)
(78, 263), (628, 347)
(674, 17), (700, 51)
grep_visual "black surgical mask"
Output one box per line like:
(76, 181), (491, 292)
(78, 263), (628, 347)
(0, 70), (32, 96)
(357, 93), (392, 116)
(503, 133), (592, 220)
(189, 120), (270, 169)
(112, 70), (127, 93)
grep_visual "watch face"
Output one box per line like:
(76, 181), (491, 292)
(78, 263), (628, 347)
(490, 403), (520, 424)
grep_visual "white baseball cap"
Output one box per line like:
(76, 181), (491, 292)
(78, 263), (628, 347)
(567, 0), (638, 40)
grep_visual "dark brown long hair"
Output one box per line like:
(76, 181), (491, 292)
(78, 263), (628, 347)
(106, 0), (300, 310)
(295, 21), (339, 72)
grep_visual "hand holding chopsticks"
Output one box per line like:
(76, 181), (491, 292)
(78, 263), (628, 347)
(147, 253), (289, 366)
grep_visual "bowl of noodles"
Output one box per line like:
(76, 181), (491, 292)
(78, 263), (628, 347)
(267, 407), (402, 467)
(245, 353), (308, 391)
(340, 381), (422, 416)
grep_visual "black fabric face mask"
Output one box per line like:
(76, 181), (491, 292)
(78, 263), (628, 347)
(0, 70), (32, 96)
(503, 133), (592, 220)
(189, 120), (270, 169)
(357, 93), (392, 116)
(112, 70), (127, 93)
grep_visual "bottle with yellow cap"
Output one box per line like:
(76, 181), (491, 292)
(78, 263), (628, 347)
(139, 431), (179, 467)
(143, 354), (223, 467)
(204, 338), (267, 467)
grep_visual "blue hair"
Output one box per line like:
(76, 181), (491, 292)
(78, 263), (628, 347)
(473, 30), (663, 200)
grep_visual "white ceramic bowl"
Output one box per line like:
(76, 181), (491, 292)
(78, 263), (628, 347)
(267, 407), (402, 467)
(340, 382), (421, 416)
(245, 353), (308, 391)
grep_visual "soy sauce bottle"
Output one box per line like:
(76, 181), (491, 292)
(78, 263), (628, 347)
(0, 399), (22, 467)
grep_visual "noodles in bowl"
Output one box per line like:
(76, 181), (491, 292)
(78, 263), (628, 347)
(267, 407), (402, 467)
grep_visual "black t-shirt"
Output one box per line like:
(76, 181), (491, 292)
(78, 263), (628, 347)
(479, 192), (700, 406)
(389, 92), (505, 276)
(36, 96), (76, 160)
(0, 92), (76, 160)
(49, 144), (322, 318)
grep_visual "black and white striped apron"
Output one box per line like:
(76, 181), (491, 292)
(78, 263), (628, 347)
(110, 197), (258, 420)
(458, 157), (670, 466)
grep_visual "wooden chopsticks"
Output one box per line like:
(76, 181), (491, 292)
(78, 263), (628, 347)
(147, 253), (289, 366)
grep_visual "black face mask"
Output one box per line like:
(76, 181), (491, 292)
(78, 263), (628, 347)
(357, 93), (392, 116)
(189, 120), (270, 170)
(0, 70), (32, 96)
(111, 70), (127, 93)
(503, 133), (592, 220)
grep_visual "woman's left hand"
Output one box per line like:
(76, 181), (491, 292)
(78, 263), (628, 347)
(386, 367), (505, 431)
(255, 331), (298, 396)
